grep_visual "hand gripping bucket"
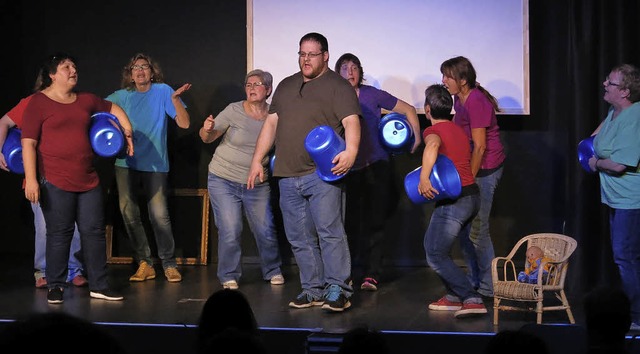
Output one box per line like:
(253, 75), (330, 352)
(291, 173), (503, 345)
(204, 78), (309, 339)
(89, 112), (125, 158)
(1, 127), (24, 174)
(577, 135), (596, 173)
(378, 112), (415, 154)
(304, 125), (347, 182)
(404, 155), (462, 204)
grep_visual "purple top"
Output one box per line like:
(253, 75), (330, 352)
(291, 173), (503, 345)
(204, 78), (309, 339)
(354, 85), (398, 170)
(453, 88), (505, 170)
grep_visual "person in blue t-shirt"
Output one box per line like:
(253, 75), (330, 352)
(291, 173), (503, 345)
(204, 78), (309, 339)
(107, 53), (191, 283)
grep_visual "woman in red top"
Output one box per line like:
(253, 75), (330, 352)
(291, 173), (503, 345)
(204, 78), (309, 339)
(419, 84), (487, 319)
(21, 53), (134, 304)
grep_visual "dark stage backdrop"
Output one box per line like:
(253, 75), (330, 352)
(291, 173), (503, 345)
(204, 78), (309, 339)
(1, 1), (639, 295)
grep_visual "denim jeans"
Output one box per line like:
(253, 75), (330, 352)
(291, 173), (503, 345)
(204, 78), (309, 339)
(345, 160), (392, 280)
(40, 180), (109, 291)
(424, 193), (481, 301)
(208, 173), (282, 283)
(461, 166), (503, 296)
(609, 207), (640, 323)
(32, 202), (83, 282)
(278, 172), (353, 299)
(115, 167), (176, 269)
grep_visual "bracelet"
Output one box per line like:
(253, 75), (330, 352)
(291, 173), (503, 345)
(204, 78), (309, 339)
(595, 158), (600, 170)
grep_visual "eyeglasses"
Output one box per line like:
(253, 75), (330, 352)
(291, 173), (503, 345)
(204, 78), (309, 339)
(131, 64), (151, 71)
(245, 82), (265, 89)
(604, 76), (621, 87)
(298, 51), (324, 59)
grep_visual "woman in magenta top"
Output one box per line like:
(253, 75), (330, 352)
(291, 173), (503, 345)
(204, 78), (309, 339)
(440, 56), (506, 298)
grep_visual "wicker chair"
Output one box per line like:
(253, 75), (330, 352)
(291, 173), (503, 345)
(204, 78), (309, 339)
(491, 233), (578, 326)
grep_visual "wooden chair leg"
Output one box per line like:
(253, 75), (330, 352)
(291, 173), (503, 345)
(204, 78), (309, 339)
(493, 298), (500, 325)
(559, 290), (575, 324)
(536, 300), (543, 324)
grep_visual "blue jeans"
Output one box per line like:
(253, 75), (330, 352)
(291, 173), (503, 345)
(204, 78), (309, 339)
(40, 180), (109, 291)
(208, 173), (282, 283)
(610, 207), (640, 323)
(278, 172), (353, 299)
(461, 167), (503, 296)
(32, 202), (83, 282)
(115, 167), (177, 269)
(425, 194), (481, 301)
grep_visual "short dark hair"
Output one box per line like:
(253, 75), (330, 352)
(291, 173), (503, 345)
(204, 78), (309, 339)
(424, 84), (453, 120)
(299, 32), (328, 52)
(334, 53), (364, 87)
(34, 52), (77, 91)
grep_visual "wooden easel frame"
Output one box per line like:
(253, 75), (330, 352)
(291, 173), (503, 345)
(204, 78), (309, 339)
(106, 188), (210, 265)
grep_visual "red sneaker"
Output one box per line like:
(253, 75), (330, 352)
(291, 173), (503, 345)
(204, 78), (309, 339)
(71, 275), (88, 287)
(35, 277), (48, 289)
(428, 296), (462, 311)
(454, 302), (487, 318)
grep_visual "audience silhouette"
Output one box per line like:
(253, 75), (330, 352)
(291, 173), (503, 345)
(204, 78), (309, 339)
(0, 311), (128, 353)
(196, 289), (263, 354)
(483, 329), (549, 354)
(338, 326), (390, 354)
(583, 286), (632, 354)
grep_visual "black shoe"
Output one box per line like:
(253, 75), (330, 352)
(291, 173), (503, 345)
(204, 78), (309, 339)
(90, 289), (124, 301)
(47, 287), (64, 304)
(322, 284), (351, 312)
(289, 292), (324, 309)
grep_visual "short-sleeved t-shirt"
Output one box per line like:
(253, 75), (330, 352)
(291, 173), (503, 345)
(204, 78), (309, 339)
(21, 92), (112, 192)
(453, 88), (505, 170)
(422, 121), (475, 187)
(269, 70), (361, 177)
(354, 85), (398, 170)
(594, 102), (640, 209)
(6, 95), (34, 126)
(208, 101), (270, 184)
(106, 83), (184, 173)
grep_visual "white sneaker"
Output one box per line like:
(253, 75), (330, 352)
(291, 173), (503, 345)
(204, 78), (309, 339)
(222, 280), (239, 290)
(630, 322), (640, 331)
(270, 274), (285, 285)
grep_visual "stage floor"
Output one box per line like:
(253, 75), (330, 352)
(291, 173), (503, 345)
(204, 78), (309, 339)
(0, 254), (611, 354)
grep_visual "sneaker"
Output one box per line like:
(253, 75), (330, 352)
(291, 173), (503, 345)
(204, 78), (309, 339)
(428, 296), (463, 311)
(90, 289), (124, 301)
(454, 302), (488, 318)
(629, 322), (640, 332)
(222, 280), (239, 290)
(322, 284), (351, 312)
(47, 287), (64, 304)
(35, 277), (48, 289)
(164, 267), (182, 283)
(360, 277), (378, 291)
(71, 275), (88, 287)
(289, 292), (324, 309)
(270, 274), (285, 285)
(129, 261), (156, 282)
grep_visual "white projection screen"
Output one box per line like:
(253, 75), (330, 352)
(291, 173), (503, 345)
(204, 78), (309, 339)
(248, 0), (529, 115)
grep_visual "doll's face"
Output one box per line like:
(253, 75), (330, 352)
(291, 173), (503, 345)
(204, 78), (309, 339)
(526, 247), (544, 262)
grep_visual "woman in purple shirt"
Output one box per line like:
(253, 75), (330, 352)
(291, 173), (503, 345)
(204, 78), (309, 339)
(440, 56), (506, 298)
(335, 53), (422, 291)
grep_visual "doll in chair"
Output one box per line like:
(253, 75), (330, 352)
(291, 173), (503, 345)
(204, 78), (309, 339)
(518, 246), (552, 284)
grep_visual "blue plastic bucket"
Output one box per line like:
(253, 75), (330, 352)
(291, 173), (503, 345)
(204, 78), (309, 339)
(404, 155), (462, 204)
(304, 125), (347, 182)
(378, 112), (415, 154)
(269, 154), (276, 173)
(89, 112), (125, 158)
(577, 135), (596, 173)
(1, 127), (24, 174)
